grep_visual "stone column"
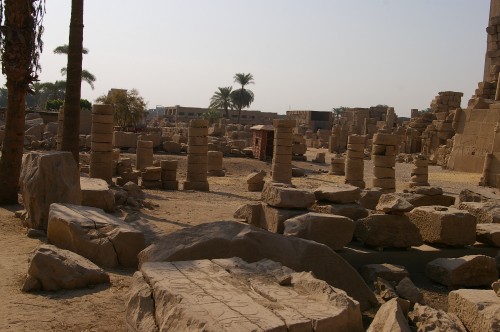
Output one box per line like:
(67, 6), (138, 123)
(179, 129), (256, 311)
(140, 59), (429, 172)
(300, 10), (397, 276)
(207, 151), (225, 176)
(184, 119), (209, 191)
(330, 155), (345, 175)
(272, 119), (296, 184)
(345, 134), (365, 188)
(160, 160), (178, 190)
(136, 140), (153, 171)
(89, 104), (114, 183)
(371, 132), (398, 193)
(484, 0), (500, 82)
(409, 154), (429, 187)
(141, 166), (162, 189)
(56, 108), (64, 150)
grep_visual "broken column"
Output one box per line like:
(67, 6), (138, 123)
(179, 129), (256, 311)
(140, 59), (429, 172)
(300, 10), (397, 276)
(330, 155), (345, 175)
(184, 119), (209, 191)
(136, 140), (153, 171)
(89, 104), (114, 183)
(141, 166), (162, 189)
(207, 151), (225, 177)
(372, 132), (397, 193)
(160, 160), (178, 190)
(409, 154), (429, 187)
(345, 134), (365, 189)
(271, 119), (295, 184)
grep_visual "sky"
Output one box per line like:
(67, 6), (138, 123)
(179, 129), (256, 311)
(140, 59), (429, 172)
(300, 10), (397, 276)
(0, 0), (491, 117)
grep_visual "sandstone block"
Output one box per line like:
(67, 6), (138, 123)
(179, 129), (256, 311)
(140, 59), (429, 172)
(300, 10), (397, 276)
(80, 177), (115, 213)
(476, 223), (500, 247)
(395, 277), (424, 304)
(261, 182), (315, 209)
(408, 303), (466, 332)
(360, 263), (410, 283)
(372, 155), (396, 168)
(376, 194), (413, 214)
(373, 166), (395, 179)
(367, 298), (411, 332)
(314, 184), (362, 204)
(448, 289), (500, 332)
(357, 189), (383, 210)
(459, 201), (500, 224)
(309, 202), (369, 221)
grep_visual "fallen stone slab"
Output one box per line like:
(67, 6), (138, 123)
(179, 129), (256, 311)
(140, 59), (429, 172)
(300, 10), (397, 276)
(47, 203), (145, 268)
(233, 203), (264, 229)
(395, 277), (424, 304)
(309, 202), (369, 221)
(261, 182), (315, 209)
(80, 177), (115, 213)
(398, 192), (455, 208)
(261, 204), (307, 234)
(376, 194), (413, 214)
(408, 303), (466, 332)
(360, 263), (410, 283)
(426, 255), (498, 288)
(313, 184), (362, 204)
(406, 186), (443, 196)
(355, 214), (423, 248)
(357, 189), (383, 210)
(408, 206), (477, 247)
(448, 289), (500, 332)
(138, 221), (378, 310)
(22, 244), (109, 292)
(125, 271), (158, 332)
(459, 201), (500, 224)
(283, 212), (355, 250)
(492, 280), (500, 297)
(374, 277), (398, 301)
(128, 258), (364, 332)
(459, 188), (498, 204)
(476, 223), (500, 247)
(367, 298), (411, 332)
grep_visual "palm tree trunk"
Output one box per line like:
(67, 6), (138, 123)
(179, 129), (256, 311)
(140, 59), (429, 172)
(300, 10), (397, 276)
(61, 0), (84, 163)
(237, 106), (242, 124)
(224, 107), (229, 119)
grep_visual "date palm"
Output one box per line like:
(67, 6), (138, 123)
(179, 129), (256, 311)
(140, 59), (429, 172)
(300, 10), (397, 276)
(209, 86), (233, 119)
(54, 44), (95, 89)
(230, 73), (254, 124)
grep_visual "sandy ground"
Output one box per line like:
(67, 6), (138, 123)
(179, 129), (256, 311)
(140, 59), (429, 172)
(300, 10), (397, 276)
(0, 148), (497, 331)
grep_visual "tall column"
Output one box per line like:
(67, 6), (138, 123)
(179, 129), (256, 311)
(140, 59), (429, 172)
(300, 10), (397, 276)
(484, 0), (500, 82)
(271, 119), (295, 184)
(89, 104), (114, 183)
(184, 119), (209, 191)
(371, 132), (397, 193)
(345, 134), (365, 188)
(409, 154), (429, 187)
(136, 140), (153, 171)
(161, 160), (178, 190)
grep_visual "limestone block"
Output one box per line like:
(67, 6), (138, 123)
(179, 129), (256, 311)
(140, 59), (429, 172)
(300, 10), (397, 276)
(309, 202), (369, 221)
(47, 203), (145, 268)
(113, 131), (138, 148)
(80, 177), (115, 213)
(398, 192), (455, 207)
(261, 204), (307, 233)
(19, 151), (82, 230)
(361, 263), (410, 283)
(233, 203), (264, 229)
(395, 277), (424, 304)
(426, 255), (498, 287)
(476, 223), (500, 247)
(367, 298), (411, 332)
(459, 201), (500, 224)
(448, 289), (500, 332)
(138, 221), (378, 310)
(357, 189), (383, 210)
(408, 303), (466, 332)
(373, 166), (395, 178)
(355, 214), (423, 248)
(284, 212), (355, 250)
(408, 186), (443, 196)
(261, 182), (315, 209)
(22, 244), (109, 292)
(408, 206), (476, 246)
(376, 194), (413, 214)
(125, 271), (158, 332)
(314, 184), (362, 204)
(162, 141), (181, 153)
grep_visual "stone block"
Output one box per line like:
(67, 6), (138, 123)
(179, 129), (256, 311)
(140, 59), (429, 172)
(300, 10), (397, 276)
(360, 263), (410, 283)
(448, 289), (500, 332)
(313, 184), (362, 204)
(476, 223), (500, 247)
(376, 194), (413, 214)
(408, 303), (466, 332)
(459, 201), (500, 224)
(80, 177), (115, 213)
(261, 182), (315, 209)
(367, 298), (411, 332)
(309, 202), (369, 221)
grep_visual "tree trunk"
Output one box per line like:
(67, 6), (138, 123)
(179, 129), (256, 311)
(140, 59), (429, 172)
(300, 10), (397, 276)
(224, 106), (229, 119)
(61, 0), (84, 163)
(237, 106), (242, 124)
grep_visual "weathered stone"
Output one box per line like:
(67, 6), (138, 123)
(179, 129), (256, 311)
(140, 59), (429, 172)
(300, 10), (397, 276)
(309, 202), (369, 221)
(361, 263), (410, 283)
(47, 203), (145, 268)
(408, 303), (467, 332)
(407, 186), (443, 196)
(123, 181), (145, 200)
(426, 255), (498, 288)
(376, 194), (414, 214)
(138, 221), (378, 310)
(459, 189), (497, 204)
(355, 214), (423, 248)
(408, 206), (477, 246)
(22, 244), (109, 292)
(129, 258), (364, 332)
(80, 177), (115, 213)
(459, 201), (500, 224)
(284, 212), (355, 250)
(374, 277), (398, 301)
(314, 184), (362, 204)
(261, 182), (315, 209)
(233, 203), (263, 228)
(291, 167), (305, 177)
(261, 204), (307, 234)
(125, 271), (159, 332)
(19, 151), (82, 230)
(367, 298), (411, 332)
(476, 223), (500, 247)
(398, 192), (456, 207)
(492, 280), (500, 297)
(395, 277), (424, 304)
(448, 289), (500, 332)
(357, 189), (383, 210)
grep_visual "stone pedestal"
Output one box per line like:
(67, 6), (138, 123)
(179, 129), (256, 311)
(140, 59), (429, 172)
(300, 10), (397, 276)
(207, 151), (225, 176)
(89, 104), (114, 183)
(345, 135), (365, 189)
(330, 156), (345, 175)
(136, 140), (153, 171)
(184, 120), (209, 191)
(409, 155), (429, 187)
(372, 132), (397, 193)
(141, 166), (162, 189)
(161, 160), (178, 190)
(271, 119), (295, 184)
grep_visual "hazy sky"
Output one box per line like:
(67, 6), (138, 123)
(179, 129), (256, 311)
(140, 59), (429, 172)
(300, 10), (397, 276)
(0, 0), (491, 116)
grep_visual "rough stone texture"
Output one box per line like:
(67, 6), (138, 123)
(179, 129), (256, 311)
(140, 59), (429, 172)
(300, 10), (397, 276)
(355, 214), (423, 248)
(426, 255), (498, 288)
(408, 186), (443, 196)
(459, 201), (500, 224)
(246, 170), (265, 184)
(80, 177), (115, 213)
(261, 182), (315, 209)
(138, 221), (377, 310)
(283, 212), (355, 250)
(233, 203), (264, 228)
(376, 194), (414, 214)
(458, 189), (497, 204)
(408, 303), (466, 332)
(313, 184), (362, 204)
(398, 192), (455, 208)
(408, 206), (477, 246)
(261, 204), (307, 234)
(309, 202), (369, 221)
(19, 151), (82, 230)
(492, 280), (500, 297)
(22, 244), (109, 292)
(448, 289), (500, 332)
(361, 263), (410, 283)
(374, 277), (398, 301)
(357, 189), (383, 210)
(395, 277), (424, 304)
(125, 271), (159, 332)
(476, 223), (500, 247)
(367, 298), (411, 332)
(47, 203), (145, 268)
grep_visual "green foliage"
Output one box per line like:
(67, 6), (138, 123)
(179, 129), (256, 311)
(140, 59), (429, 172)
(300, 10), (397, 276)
(231, 73), (255, 123)
(80, 98), (91, 110)
(45, 99), (64, 111)
(54, 44), (96, 89)
(332, 106), (347, 118)
(202, 108), (222, 125)
(421, 108), (432, 113)
(209, 86), (233, 118)
(95, 89), (147, 128)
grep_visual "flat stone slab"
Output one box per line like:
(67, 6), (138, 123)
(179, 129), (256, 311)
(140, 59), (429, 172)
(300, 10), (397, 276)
(261, 182), (315, 209)
(459, 201), (500, 224)
(128, 258), (364, 332)
(448, 289), (500, 332)
(409, 303), (466, 332)
(360, 263), (410, 283)
(367, 298), (411, 332)
(47, 203), (145, 268)
(376, 194), (413, 214)
(309, 202), (369, 221)
(398, 192), (455, 207)
(314, 184), (362, 204)
(476, 223), (500, 247)
(80, 177), (115, 212)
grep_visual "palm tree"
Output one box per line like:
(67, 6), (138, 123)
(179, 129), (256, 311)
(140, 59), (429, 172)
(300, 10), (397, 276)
(209, 86), (233, 119)
(54, 44), (95, 89)
(230, 73), (254, 124)
(0, 0), (46, 204)
(60, 0), (84, 163)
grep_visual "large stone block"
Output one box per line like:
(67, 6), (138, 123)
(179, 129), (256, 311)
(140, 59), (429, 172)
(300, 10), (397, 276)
(409, 303), (466, 332)
(408, 206), (477, 246)
(309, 202), (369, 221)
(313, 184), (362, 204)
(284, 212), (355, 250)
(476, 223), (500, 247)
(367, 298), (411, 332)
(80, 177), (115, 213)
(261, 204), (307, 233)
(376, 194), (413, 214)
(448, 289), (500, 332)
(47, 203), (145, 268)
(360, 263), (410, 283)
(261, 182), (315, 209)
(138, 221), (378, 310)
(19, 151), (82, 230)
(459, 201), (500, 224)
(113, 131), (138, 148)
(398, 192), (456, 207)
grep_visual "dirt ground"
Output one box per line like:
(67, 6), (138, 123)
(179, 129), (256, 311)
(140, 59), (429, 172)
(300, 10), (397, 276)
(0, 148), (497, 331)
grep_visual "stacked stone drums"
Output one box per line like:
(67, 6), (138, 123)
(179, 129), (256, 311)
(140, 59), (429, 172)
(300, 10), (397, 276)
(207, 151), (225, 176)
(409, 154), (429, 187)
(141, 166), (161, 189)
(330, 155), (345, 176)
(136, 140), (153, 171)
(345, 135), (365, 189)
(90, 104), (114, 183)
(160, 160), (178, 190)
(272, 119), (296, 184)
(372, 132), (397, 193)
(184, 120), (209, 191)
